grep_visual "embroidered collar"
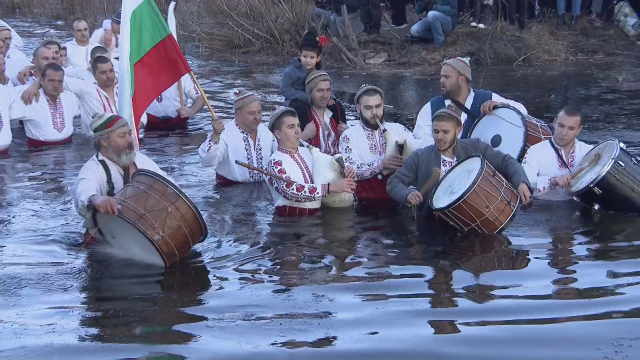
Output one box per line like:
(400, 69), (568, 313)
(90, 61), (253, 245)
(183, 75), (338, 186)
(277, 147), (299, 155)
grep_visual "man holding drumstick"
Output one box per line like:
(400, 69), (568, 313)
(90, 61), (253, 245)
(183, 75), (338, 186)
(521, 105), (593, 201)
(387, 105), (532, 219)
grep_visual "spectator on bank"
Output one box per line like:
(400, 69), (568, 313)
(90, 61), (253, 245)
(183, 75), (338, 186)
(458, 0), (473, 23)
(389, 0), (410, 28)
(360, 0), (382, 35)
(557, 0), (582, 29)
(470, 0), (493, 28)
(409, 0), (458, 47)
(314, 0), (365, 37)
(496, 0), (526, 28)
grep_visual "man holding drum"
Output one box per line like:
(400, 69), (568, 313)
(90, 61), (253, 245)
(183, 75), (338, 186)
(521, 105), (593, 200)
(413, 57), (528, 146)
(198, 88), (275, 186)
(74, 113), (173, 236)
(387, 105), (532, 219)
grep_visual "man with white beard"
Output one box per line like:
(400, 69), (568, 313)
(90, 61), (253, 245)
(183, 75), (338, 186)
(74, 113), (173, 238)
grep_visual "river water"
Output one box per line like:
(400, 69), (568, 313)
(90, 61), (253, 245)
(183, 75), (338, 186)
(1, 17), (640, 360)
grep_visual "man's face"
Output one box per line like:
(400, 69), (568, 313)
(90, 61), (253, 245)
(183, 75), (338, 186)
(93, 62), (116, 88)
(45, 45), (61, 64)
(300, 50), (319, 71)
(73, 20), (90, 43)
(0, 56), (5, 75)
(102, 126), (136, 167)
(111, 22), (121, 35)
(432, 119), (461, 153)
(41, 70), (64, 98)
(235, 101), (263, 133)
(33, 47), (57, 73)
(274, 115), (301, 148)
(59, 49), (67, 66)
(553, 111), (582, 148)
(310, 80), (331, 108)
(0, 40), (6, 57)
(440, 64), (464, 98)
(357, 94), (384, 127)
(0, 30), (11, 51)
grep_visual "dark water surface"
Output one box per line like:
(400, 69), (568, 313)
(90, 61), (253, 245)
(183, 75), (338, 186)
(1, 18), (640, 360)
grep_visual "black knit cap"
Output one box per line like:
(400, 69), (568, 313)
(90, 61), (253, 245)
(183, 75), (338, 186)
(299, 28), (322, 54)
(112, 10), (121, 24)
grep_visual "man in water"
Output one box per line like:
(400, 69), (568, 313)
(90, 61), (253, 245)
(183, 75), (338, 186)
(413, 57), (528, 146)
(387, 105), (532, 218)
(64, 18), (99, 70)
(145, 74), (205, 131)
(90, 11), (121, 64)
(521, 105), (593, 200)
(74, 113), (172, 238)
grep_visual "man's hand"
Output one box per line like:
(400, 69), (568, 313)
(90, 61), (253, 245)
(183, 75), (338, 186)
(517, 183), (532, 205)
(406, 190), (424, 206)
(21, 81), (41, 105)
(177, 106), (195, 118)
(17, 65), (34, 85)
(211, 115), (224, 141)
(382, 155), (404, 172)
(343, 165), (356, 179)
(480, 100), (502, 114)
(330, 178), (357, 194)
(91, 195), (120, 216)
(551, 174), (572, 188)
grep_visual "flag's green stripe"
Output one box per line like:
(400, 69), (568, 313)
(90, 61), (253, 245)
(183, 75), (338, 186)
(130, 0), (171, 65)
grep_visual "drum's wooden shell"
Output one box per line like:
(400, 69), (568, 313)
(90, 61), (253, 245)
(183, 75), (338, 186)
(433, 158), (520, 234)
(524, 116), (552, 159)
(112, 170), (208, 267)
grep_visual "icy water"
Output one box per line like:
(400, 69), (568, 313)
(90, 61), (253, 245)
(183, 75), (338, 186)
(1, 17), (640, 360)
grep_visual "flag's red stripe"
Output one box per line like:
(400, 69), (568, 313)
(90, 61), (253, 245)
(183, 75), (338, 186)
(132, 35), (191, 129)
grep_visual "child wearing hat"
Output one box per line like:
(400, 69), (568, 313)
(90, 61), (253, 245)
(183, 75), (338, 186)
(279, 28), (346, 136)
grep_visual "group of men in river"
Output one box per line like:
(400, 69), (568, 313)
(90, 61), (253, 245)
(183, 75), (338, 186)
(0, 22), (590, 234)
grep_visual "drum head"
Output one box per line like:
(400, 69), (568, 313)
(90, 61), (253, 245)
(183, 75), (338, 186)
(94, 212), (166, 267)
(569, 139), (620, 194)
(431, 156), (483, 210)
(468, 106), (527, 159)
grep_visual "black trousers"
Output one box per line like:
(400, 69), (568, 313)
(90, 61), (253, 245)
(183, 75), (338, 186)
(496, 0), (526, 27)
(360, 0), (383, 32)
(459, 0), (474, 13)
(389, 0), (408, 26)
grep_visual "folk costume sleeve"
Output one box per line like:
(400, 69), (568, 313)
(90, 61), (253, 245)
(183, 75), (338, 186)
(74, 161), (104, 218)
(492, 93), (528, 115)
(339, 131), (383, 180)
(63, 76), (93, 99)
(478, 139), (532, 191)
(521, 146), (553, 196)
(198, 133), (228, 168)
(280, 66), (311, 104)
(413, 104), (434, 147)
(266, 158), (327, 202)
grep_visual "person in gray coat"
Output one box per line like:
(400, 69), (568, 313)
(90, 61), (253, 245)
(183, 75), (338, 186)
(387, 105), (532, 219)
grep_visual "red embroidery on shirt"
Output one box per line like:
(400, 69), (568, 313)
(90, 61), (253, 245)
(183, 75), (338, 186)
(237, 124), (262, 181)
(46, 97), (66, 133)
(267, 155), (325, 202)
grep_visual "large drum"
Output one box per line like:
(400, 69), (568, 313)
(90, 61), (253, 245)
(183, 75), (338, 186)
(94, 169), (208, 267)
(429, 156), (520, 234)
(569, 139), (640, 213)
(467, 105), (552, 161)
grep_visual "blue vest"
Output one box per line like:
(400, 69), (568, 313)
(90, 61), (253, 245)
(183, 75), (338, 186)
(429, 89), (493, 138)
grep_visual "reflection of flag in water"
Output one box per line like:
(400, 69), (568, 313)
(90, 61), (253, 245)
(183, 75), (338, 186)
(118, 0), (191, 145)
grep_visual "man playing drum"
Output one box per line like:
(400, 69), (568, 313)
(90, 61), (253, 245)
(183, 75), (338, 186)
(265, 106), (356, 217)
(387, 105), (532, 219)
(413, 57), (528, 146)
(521, 105), (593, 200)
(74, 113), (173, 238)
(339, 84), (421, 206)
(198, 89), (274, 186)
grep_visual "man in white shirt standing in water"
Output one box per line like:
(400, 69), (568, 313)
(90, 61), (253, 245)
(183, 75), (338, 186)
(64, 18), (98, 71)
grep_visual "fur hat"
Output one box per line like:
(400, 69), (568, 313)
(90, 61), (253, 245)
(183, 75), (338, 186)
(305, 70), (331, 94)
(232, 88), (260, 111)
(354, 84), (384, 104)
(268, 106), (298, 132)
(442, 57), (472, 81)
(432, 104), (463, 127)
(91, 113), (128, 137)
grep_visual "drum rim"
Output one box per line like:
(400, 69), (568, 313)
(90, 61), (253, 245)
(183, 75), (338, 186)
(93, 211), (169, 267)
(133, 169), (209, 243)
(467, 104), (527, 160)
(429, 155), (485, 211)
(569, 138), (620, 194)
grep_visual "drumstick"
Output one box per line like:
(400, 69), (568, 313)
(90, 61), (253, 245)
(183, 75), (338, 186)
(570, 153), (601, 180)
(411, 168), (441, 219)
(235, 160), (294, 184)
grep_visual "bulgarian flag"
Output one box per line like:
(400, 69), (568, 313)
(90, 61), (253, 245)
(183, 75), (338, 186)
(118, 0), (191, 144)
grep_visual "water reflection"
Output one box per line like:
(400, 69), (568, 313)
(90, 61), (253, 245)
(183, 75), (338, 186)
(79, 251), (211, 344)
